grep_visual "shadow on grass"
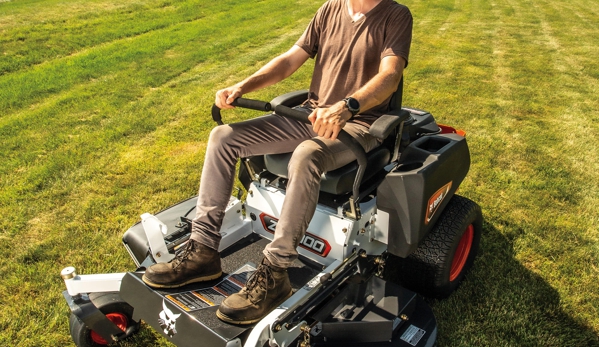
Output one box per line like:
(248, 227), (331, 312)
(428, 222), (599, 347)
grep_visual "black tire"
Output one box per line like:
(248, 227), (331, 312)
(384, 194), (482, 298)
(69, 292), (139, 347)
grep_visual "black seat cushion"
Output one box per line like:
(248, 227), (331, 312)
(264, 147), (391, 195)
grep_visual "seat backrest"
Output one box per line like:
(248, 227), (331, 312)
(389, 76), (404, 112)
(378, 76), (405, 154)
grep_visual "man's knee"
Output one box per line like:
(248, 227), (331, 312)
(288, 140), (326, 176)
(208, 125), (235, 147)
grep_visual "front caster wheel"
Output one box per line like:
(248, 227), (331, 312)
(69, 292), (140, 346)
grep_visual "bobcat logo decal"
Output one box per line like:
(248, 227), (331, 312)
(159, 300), (181, 337)
(425, 182), (452, 225)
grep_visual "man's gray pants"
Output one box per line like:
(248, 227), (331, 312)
(190, 112), (379, 268)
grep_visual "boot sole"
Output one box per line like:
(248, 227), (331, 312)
(142, 271), (222, 289)
(215, 289), (293, 325)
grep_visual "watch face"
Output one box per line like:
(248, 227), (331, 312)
(348, 98), (360, 110)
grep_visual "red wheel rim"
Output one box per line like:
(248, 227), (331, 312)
(450, 224), (474, 282)
(90, 313), (128, 345)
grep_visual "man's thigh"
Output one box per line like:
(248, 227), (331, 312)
(293, 121), (380, 172)
(217, 113), (315, 158)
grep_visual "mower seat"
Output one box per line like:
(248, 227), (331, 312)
(262, 78), (406, 196)
(264, 147), (390, 195)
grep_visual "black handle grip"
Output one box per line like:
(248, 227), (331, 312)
(273, 104), (311, 124)
(211, 98), (272, 125)
(231, 98), (272, 112)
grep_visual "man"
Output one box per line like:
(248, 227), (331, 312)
(143, 0), (412, 325)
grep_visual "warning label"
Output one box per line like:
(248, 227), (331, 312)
(400, 325), (426, 346)
(165, 264), (255, 312)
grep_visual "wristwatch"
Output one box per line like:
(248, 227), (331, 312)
(343, 97), (360, 117)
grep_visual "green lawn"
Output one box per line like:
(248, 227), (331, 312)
(0, 0), (598, 346)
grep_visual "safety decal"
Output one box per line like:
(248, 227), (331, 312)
(400, 325), (426, 346)
(303, 273), (326, 290)
(165, 264), (255, 312)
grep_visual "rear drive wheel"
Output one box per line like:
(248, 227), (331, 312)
(384, 194), (482, 298)
(69, 292), (139, 347)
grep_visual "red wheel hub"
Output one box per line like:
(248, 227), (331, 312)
(450, 224), (474, 282)
(90, 313), (128, 345)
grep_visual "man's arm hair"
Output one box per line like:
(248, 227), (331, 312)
(350, 55), (406, 113)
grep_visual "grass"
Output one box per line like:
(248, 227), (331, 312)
(0, 0), (598, 346)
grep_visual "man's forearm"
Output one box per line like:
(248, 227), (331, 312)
(350, 56), (405, 113)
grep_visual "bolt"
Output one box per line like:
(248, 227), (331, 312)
(401, 314), (409, 321)
(156, 252), (162, 258)
(342, 228), (348, 233)
(360, 228), (365, 234)
(61, 267), (77, 280)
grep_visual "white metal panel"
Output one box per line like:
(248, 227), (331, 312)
(218, 196), (253, 252)
(141, 213), (176, 263)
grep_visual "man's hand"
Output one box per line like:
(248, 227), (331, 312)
(215, 85), (243, 109)
(308, 101), (353, 140)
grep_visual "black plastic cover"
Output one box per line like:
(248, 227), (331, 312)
(377, 133), (470, 258)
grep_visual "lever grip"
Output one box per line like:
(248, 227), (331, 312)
(211, 98), (272, 125)
(231, 98), (272, 112)
(273, 104), (311, 124)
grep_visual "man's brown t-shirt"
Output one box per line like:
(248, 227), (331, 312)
(296, 0), (412, 126)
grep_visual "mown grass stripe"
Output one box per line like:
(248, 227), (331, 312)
(0, 0), (305, 114)
(0, 0), (277, 75)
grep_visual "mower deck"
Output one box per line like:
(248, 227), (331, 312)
(117, 233), (436, 347)
(120, 234), (322, 347)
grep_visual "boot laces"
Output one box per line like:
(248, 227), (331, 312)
(172, 240), (197, 271)
(245, 262), (275, 303)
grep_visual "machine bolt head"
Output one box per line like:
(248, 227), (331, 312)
(342, 228), (348, 233)
(61, 266), (77, 280)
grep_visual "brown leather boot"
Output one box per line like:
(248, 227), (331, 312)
(142, 239), (222, 288)
(216, 258), (293, 324)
